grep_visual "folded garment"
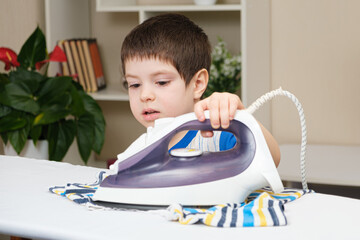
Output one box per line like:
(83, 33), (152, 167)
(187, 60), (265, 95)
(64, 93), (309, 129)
(49, 171), (313, 227)
(166, 188), (311, 227)
(49, 171), (108, 208)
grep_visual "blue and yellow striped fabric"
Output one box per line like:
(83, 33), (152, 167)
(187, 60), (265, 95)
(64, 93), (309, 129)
(49, 171), (313, 227)
(167, 188), (313, 227)
(49, 171), (107, 207)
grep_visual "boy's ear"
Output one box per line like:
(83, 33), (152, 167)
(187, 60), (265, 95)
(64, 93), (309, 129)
(192, 68), (208, 100)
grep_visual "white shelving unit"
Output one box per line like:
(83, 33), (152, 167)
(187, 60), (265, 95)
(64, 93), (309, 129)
(96, 3), (242, 11)
(96, 3), (241, 23)
(96, 1), (242, 23)
(45, 0), (271, 128)
(88, 85), (129, 101)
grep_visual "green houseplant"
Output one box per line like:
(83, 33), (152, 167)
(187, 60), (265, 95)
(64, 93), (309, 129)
(204, 37), (241, 98)
(0, 27), (105, 164)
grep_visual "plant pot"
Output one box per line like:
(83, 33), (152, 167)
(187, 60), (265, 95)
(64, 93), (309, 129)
(4, 140), (49, 160)
(3, 140), (97, 165)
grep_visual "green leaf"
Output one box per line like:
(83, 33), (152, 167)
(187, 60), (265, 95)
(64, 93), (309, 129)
(34, 106), (70, 126)
(0, 111), (27, 133)
(37, 76), (72, 106)
(47, 120), (76, 161)
(80, 92), (105, 154)
(34, 92), (72, 126)
(0, 73), (9, 85)
(0, 104), (11, 118)
(1, 132), (8, 144)
(35, 86), (73, 125)
(0, 70), (42, 112)
(8, 127), (28, 154)
(0, 82), (39, 114)
(17, 26), (47, 70)
(29, 124), (42, 145)
(69, 84), (85, 117)
(76, 113), (95, 164)
(8, 68), (43, 93)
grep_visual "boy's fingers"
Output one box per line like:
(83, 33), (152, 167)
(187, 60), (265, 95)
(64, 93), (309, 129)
(194, 99), (208, 121)
(209, 97), (220, 129)
(229, 96), (243, 120)
(237, 98), (245, 110)
(200, 130), (213, 138)
(195, 93), (245, 131)
(219, 96), (230, 128)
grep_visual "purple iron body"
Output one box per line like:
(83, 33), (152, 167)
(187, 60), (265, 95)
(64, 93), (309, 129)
(93, 110), (284, 206)
(102, 119), (255, 188)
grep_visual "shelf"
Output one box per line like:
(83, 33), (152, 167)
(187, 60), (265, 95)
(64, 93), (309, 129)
(89, 85), (129, 101)
(96, 4), (241, 12)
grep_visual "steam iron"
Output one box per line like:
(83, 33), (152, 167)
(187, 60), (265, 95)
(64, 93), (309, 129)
(93, 109), (284, 206)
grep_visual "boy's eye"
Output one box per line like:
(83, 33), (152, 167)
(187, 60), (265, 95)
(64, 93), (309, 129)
(156, 81), (170, 86)
(128, 83), (141, 89)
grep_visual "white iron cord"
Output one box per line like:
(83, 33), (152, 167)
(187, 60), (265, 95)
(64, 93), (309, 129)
(247, 87), (308, 191)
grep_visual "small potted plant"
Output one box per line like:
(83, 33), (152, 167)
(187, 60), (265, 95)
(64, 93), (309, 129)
(0, 27), (105, 164)
(204, 37), (241, 98)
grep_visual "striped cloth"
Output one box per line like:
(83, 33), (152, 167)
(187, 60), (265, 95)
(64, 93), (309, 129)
(49, 171), (108, 209)
(167, 188), (313, 227)
(49, 171), (313, 227)
(179, 130), (236, 152)
(187, 131), (223, 152)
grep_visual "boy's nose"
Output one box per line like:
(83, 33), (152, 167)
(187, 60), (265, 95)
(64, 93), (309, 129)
(140, 88), (155, 102)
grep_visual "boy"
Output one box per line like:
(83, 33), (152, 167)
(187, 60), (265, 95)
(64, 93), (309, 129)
(121, 13), (280, 166)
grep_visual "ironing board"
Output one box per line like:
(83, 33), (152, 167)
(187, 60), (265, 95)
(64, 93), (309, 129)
(0, 155), (359, 240)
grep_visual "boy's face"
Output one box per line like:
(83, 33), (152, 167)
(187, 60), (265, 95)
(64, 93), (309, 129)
(125, 58), (197, 128)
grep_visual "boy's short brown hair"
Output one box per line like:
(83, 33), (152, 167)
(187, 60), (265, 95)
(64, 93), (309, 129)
(121, 13), (211, 86)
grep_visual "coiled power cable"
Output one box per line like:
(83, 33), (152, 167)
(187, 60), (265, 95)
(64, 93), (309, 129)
(247, 87), (308, 190)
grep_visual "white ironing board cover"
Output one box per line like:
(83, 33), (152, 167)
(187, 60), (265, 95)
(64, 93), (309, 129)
(0, 155), (359, 240)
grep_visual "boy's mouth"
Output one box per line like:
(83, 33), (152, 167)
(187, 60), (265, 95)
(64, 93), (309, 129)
(143, 109), (160, 115)
(142, 109), (160, 121)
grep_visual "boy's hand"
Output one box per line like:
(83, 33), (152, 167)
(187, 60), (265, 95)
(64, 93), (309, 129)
(194, 92), (244, 137)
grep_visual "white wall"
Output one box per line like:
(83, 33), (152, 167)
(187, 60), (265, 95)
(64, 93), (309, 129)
(271, 0), (360, 146)
(0, 0), (45, 51)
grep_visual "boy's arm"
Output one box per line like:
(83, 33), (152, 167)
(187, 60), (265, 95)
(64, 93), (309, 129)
(194, 92), (280, 167)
